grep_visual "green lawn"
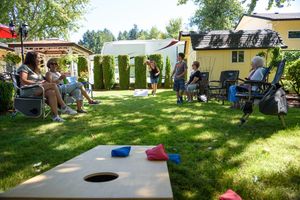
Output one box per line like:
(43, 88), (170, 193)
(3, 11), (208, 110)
(0, 90), (299, 200)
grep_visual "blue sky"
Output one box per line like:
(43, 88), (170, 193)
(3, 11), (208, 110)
(70, 0), (300, 42)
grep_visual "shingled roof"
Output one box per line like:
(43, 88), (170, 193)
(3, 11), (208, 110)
(190, 29), (287, 50)
(246, 12), (300, 21)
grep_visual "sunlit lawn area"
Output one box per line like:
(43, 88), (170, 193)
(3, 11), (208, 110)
(0, 89), (299, 200)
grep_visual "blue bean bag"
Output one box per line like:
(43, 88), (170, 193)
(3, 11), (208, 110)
(167, 153), (181, 164)
(111, 146), (131, 157)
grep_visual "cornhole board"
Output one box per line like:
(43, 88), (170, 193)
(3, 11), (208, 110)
(0, 145), (173, 200)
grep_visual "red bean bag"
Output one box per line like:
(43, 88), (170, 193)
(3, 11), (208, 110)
(219, 189), (242, 200)
(145, 144), (169, 161)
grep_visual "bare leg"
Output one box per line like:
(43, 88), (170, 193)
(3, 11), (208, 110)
(76, 100), (83, 111)
(45, 89), (58, 116)
(80, 86), (94, 102)
(41, 83), (66, 107)
(154, 83), (157, 94)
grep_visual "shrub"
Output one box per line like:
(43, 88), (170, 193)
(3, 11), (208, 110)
(58, 55), (78, 73)
(165, 56), (171, 88)
(268, 47), (283, 69)
(286, 59), (300, 95)
(93, 55), (104, 89)
(0, 82), (14, 113)
(118, 55), (130, 90)
(148, 54), (163, 86)
(284, 51), (300, 64)
(134, 56), (147, 89)
(102, 55), (115, 90)
(77, 57), (88, 77)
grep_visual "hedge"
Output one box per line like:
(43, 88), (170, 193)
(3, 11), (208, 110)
(0, 82), (14, 113)
(134, 56), (147, 89)
(102, 55), (115, 90)
(148, 54), (163, 86)
(93, 55), (104, 89)
(118, 55), (130, 89)
(165, 56), (171, 88)
(77, 57), (88, 77)
(286, 59), (300, 94)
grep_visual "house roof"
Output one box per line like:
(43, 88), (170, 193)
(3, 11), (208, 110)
(0, 42), (14, 51)
(190, 29), (287, 50)
(244, 12), (300, 21)
(8, 39), (93, 55)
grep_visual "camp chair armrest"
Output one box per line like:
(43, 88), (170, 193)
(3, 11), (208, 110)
(243, 80), (271, 86)
(224, 80), (237, 83)
(209, 80), (221, 83)
(21, 84), (42, 90)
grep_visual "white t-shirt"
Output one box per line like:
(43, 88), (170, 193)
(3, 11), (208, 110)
(50, 71), (64, 84)
(250, 67), (266, 91)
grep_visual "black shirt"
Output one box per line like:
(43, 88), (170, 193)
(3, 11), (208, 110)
(187, 70), (201, 84)
(149, 67), (159, 78)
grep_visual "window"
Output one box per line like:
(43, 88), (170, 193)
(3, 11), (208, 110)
(288, 31), (300, 38)
(232, 51), (244, 63)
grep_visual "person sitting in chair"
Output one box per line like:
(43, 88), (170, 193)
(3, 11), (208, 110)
(185, 61), (201, 102)
(17, 51), (77, 122)
(45, 58), (99, 113)
(228, 56), (266, 109)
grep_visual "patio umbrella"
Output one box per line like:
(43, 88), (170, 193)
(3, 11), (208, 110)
(0, 24), (17, 39)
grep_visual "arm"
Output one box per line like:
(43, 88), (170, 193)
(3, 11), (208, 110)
(190, 77), (199, 84)
(171, 67), (176, 78)
(19, 71), (39, 85)
(155, 67), (160, 76)
(45, 72), (65, 84)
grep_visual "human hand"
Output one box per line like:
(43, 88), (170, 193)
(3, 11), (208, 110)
(60, 74), (66, 79)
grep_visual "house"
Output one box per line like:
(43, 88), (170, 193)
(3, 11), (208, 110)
(179, 29), (286, 80)
(235, 12), (300, 50)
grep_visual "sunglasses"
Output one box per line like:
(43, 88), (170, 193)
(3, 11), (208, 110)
(50, 63), (58, 66)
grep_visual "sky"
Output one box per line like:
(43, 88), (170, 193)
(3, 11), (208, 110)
(70, 0), (300, 42)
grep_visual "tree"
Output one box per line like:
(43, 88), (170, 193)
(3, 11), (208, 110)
(245, 0), (295, 14)
(78, 29), (115, 54)
(166, 18), (182, 39)
(148, 26), (166, 39)
(0, 0), (89, 40)
(178, 0), (244, 30)
(117, 31), (128, 40)
(128, 24), (139, 40)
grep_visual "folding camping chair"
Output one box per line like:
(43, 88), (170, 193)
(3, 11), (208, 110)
(208, 70), (239, 104)
(11, 72), (50, 118)
(236, 60), (287, 127)
(66, 76), (93, 98)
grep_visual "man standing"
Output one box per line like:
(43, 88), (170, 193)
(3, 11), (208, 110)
(171, 53), (187, 104)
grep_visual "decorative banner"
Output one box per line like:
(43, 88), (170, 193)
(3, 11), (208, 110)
(0, 24), (18, 39)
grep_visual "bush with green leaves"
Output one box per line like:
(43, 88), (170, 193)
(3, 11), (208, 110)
(1, 52), (21, 65)
(268, 47), (283, 69)
(102, 55), (115, 90)
(0, 82), (14, 113)
(148, 54), (163, 86)
(77, 57), (88, 77)
(165, 56), (171, 88)
(286, 59), (300, 95)
(134, 56), (147, 89)
(118, 55), (130, 89)
(58, 55), (78, 73)
(93, 55), (104, 89)
(284, 51), (300, 64)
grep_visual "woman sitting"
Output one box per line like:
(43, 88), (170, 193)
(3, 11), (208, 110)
(17, 51), (77, 122)
(228, 56), (266, 109)
(185, 61), (201, 102)
(45, 58), (99, 113)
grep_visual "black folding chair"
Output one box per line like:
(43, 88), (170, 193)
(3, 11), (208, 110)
(11, 72), (50, 118)
(208, 70), (239, 104)
(236, 60), (287, 127)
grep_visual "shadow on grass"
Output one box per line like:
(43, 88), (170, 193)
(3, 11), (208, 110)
(0, 90), (299, 199)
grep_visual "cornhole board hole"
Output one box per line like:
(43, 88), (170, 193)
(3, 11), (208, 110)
(133, 89), (148, 97)
(0, 145), (173, 200)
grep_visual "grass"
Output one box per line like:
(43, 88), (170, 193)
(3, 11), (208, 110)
(0, 89), (299, 200)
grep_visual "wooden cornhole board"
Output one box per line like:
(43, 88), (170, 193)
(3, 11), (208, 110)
(0, 145), (173, 200)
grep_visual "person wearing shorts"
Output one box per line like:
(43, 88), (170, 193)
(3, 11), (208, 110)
(185, 61), (201, 102)
(45, 58), (99, 113)
(146, 60), (160, 96)
(171, 53), (187, 104)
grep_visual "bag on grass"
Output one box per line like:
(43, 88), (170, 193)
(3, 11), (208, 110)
(259, 85), (287, 115)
